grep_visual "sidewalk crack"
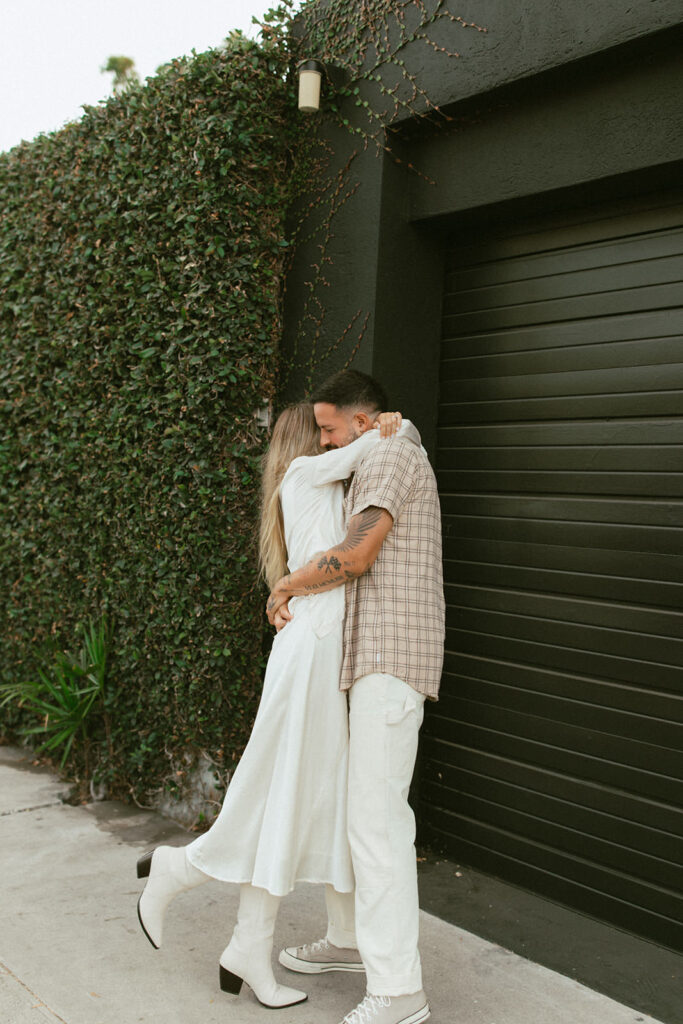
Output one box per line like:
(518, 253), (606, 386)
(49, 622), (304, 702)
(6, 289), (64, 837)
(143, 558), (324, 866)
(0, 800), (63, 817)
(0, 958), (69, 1023)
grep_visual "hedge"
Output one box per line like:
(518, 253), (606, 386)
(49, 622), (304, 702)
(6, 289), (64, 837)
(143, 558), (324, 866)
(0, 30), (296, 806)
(1, 0), (475, 811)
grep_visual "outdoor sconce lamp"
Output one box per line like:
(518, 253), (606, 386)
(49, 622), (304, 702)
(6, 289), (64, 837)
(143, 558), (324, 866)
(297, 60), (350, 113)
(297, 60), (325, 113)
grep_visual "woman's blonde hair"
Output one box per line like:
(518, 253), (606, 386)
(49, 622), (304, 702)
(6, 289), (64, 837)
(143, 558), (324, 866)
(259, 403), (322, 589)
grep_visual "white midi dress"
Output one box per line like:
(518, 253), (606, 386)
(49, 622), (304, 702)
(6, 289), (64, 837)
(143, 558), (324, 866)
(185, 425), (415, 896)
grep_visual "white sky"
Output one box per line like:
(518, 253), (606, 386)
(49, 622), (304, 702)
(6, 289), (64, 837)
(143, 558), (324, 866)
(1, 1), (279, 154)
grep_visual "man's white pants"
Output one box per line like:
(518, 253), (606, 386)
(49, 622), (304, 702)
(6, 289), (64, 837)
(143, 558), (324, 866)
(326, 673), (426, 996)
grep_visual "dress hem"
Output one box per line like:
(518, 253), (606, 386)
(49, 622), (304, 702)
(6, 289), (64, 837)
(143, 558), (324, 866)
(187, 861), (354, 897)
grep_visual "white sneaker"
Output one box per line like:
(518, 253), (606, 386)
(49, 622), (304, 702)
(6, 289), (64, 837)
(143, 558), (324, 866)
(279, 937), (365, 973)
(338, 991), (430, 1024)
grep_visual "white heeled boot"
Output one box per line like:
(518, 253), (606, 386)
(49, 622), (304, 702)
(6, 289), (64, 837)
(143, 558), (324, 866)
(136, 845), (208, 948)
(219, 884), (307, 1008)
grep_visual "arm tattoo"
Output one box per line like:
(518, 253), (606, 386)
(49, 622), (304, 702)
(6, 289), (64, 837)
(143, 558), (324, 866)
(304, 574), (345, 591)
(317, 555), (342, 574)
(336, 506), (385, 553)
(302, 565), (368, 591)
(271, 514), (383, 603)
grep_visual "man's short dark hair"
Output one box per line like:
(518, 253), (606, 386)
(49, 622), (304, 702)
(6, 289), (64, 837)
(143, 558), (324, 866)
(311, 369), (387, 413)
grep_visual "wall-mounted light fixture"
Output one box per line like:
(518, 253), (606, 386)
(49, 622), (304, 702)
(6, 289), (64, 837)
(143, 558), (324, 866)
(297, 60), (350, 114)
(297, 60), (325, 113)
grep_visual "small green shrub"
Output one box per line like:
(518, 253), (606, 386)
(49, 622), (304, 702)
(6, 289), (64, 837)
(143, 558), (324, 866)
(0, 618), (110, 775)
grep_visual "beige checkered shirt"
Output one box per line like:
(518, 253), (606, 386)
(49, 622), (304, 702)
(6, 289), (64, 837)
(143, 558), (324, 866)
(340, 436), (445, 700)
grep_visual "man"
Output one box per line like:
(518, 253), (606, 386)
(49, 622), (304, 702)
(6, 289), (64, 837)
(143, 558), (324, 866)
(266, 369), (445, 1024)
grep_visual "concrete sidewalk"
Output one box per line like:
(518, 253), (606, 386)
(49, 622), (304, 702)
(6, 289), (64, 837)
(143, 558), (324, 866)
(0, 745), (663, 1024)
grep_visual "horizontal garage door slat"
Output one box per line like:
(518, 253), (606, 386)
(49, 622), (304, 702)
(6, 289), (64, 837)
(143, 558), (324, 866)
(446, 228), (683, 290)
(436, 679), (683, 750)
(442, 652), (682, 720)
(442, 533), (682, 570)
(439, 390), (683, 423)
(443, 281), (683, 334)
(423, 782), (683, 894)
(438, 418), (683, 446)
(439, 471), (683, 497)
(445, 310), (683, 356)
(439, 445), (682, 471)
(426, 811), (683, 950)
(446, 623), (681, 679)
(446, 606), (683, 662)
(441, 514), (683, 556)
(426, 737), (683, 837)
(428, 804), (683, 917)
(424, 195), (683, 949)
(451, 202), (683, 258)
(443, 495), (681, 527)
(441, 538), (682, 580)
(444, 584), (683, 638)
(442, 362), (683, 396)
(436, 681), (683, 769)
(447, 557), (681, 609)
(447, 627), (682, 692)
(427, 716), (682, 807)
(443, 337), (682, 377)
(446, 256), (683, 314)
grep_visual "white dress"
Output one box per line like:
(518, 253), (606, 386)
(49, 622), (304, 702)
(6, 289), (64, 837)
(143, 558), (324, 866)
(186, 424), (417, 896)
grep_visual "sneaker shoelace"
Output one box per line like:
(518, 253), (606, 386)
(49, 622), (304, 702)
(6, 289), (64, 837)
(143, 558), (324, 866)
(301, 937), (331, 956)
(343, 993), (392, 1024)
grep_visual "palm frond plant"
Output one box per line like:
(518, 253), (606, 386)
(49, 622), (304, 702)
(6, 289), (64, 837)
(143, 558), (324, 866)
(0, 617), (111, 779)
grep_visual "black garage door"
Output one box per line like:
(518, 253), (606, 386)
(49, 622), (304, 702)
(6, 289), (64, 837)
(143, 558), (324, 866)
(422, 195), (683, 950)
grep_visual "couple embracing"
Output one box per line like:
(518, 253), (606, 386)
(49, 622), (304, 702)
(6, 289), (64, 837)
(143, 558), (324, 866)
(135, 369), (445, 1024)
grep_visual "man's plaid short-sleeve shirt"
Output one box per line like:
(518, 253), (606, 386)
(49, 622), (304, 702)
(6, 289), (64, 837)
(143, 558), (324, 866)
(341, 437), (445, 700)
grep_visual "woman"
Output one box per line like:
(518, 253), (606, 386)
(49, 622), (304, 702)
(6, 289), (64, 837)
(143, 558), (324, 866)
(135, 403), (418, 1009)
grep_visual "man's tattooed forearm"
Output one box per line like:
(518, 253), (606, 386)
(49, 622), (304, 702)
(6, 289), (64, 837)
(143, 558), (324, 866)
(302, 564), (364, 591)
(317, 555), (342, 574)
(335, 507), (384, 553)
(303, 574), (345, 591)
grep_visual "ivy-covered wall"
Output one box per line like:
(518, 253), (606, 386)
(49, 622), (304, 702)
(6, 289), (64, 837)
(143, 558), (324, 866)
(0, 31), (294, 806)
(0, 0), (489, 811)
(282, 0), (488, 411)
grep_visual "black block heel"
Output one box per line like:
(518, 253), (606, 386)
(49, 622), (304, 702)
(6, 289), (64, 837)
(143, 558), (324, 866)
(137, 851), (153, 879)
(219, 965), (244, 995)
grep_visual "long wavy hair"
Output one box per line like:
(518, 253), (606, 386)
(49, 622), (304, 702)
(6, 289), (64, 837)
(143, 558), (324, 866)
(259, 403), (322, 589)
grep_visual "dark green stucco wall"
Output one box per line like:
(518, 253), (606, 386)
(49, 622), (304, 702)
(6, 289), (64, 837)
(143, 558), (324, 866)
(280, 3), (683, 1009)
(282, 4), (683, 453)
(409, 27), (683, 221)
(390, 0), (683, 122)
